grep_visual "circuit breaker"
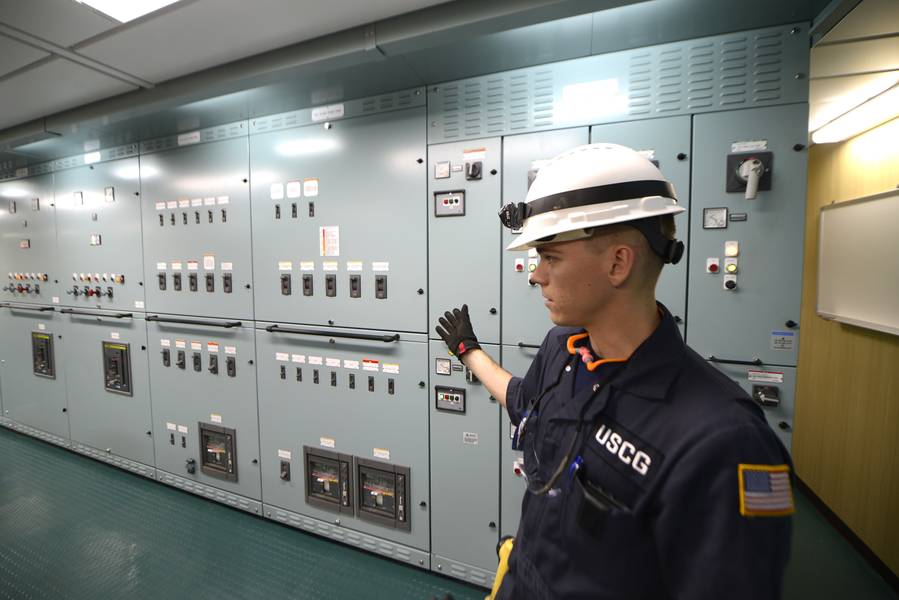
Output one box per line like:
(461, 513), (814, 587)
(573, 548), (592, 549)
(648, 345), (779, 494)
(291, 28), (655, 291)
(140, 134), (253, 320)
(102, 341), (133, 396)
(249, 107), (427, 332)
(31, 332), (55, 378)
(199, 422), (238, 481)
(54, 156), (145, 311)
(429, 139), (502, 345)
(257, 323), (429, 552)
(0, 174), (58, 306)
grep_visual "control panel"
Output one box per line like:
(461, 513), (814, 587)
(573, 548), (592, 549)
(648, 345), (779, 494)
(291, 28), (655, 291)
(199, 422), (238, 481)
(31, 331), (55, 378)
(304, 446), (353, 514)
(140, 136), (253, 319)
(54, 157), (145, 311)
(355, 457), (410, 531)
(4, 272), (50, 299)
(102, 341), (133, 396)
(250, 108), (427, 331)
(435, 385), (466, 413)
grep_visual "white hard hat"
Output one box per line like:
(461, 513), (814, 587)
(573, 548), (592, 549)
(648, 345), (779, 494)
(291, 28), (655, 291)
(499, 143), (685, 263)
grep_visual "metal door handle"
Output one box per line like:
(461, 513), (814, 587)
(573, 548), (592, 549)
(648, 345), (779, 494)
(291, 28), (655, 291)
(707, 355), (763, 366)
(0, 303), (55, 312)
(146, 315), (242, 328)
(265, 324), (400, 343)
(517, 342), (541, 349)
(60, 309), (132, 319)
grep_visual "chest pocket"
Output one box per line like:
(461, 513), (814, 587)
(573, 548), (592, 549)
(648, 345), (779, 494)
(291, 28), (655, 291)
(569, 450), (644, 540)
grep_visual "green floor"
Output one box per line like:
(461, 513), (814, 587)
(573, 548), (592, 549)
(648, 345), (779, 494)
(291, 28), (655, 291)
(1, 427), (896, 600)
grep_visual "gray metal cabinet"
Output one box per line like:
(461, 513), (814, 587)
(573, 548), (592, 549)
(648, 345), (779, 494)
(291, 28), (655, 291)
(60, 309), (154, 467)
(428, 138), (502, 345)
(250, 108), (428, 332)
(147, 315), (262, 501)
(429, 341), (500, 585)
(139, 136), (254, 320)
(0, 304), (69, 439)
(53, 158), (145, 311)
(591, 116), (692, 333)
(501, 128), (589, 347)
(0, 175), (59, 306)
(257, 323), (430, 552)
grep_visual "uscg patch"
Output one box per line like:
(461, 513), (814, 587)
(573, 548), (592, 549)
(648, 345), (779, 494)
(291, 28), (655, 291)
(738, 464), (795, 517)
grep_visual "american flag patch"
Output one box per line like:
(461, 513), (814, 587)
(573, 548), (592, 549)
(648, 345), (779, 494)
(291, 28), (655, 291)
(738, 464), (795, 517)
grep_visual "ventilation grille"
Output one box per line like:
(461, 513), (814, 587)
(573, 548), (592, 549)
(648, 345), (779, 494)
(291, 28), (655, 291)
(429, 25), (798, 142)
(141, 121), (247, 154)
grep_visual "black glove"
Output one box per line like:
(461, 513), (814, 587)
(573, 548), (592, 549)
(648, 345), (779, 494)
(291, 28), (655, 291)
(435, 304), (481, 361)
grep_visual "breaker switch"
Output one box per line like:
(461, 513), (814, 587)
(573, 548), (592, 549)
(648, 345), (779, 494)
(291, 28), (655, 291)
(325, 274), (336, 297)
(192, 352), (202, 372)
(375, 275), (387, 299)
(349, 275), (361, 298)
(368, 376), (375, 392)
(162, 348), (171, 367)
(280, 274), (291, 295)
(105, 286), (113, 298)
(465, 161), (483, 180)
(302, 274), (313, 296)
(349, 373), (355, 389)
(275, 204), (281, 219)
(71, 286), (81, 296)
(173, 273), (182, 291)
(226, 356), (236, 377)
(159, 214), (164, 227)
(158, 272), (167, 290)
(280, 460), (291, 481)
(170, 213), (176, 226)
(181, 435), (187, 449)
(186, 458), (196, 475)
(291, 203), (297, 218)
(205, 273), (214, 292)
(330, 371), (337, 387)
(308, 202), (314, 217)
(182, 212), (188, 225)
(222, 273), (232, 294)
(296, 367), (302, 382)
(208, 355), (218, 375)
(313, 369), (319, 385)
(169, 433), (175, 446)
(194, 211), (200, 224)
(84, 286), (93, 297)
(280, 365), (287, 380)
(176, 350), (186, 370)
(388, 378), (395, 395)
(208, 210), (213, 224)
(189, 273), (198, 292)
(221, 209), (227, 223)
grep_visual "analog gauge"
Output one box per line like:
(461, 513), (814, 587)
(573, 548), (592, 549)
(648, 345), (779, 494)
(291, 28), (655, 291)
(703, 207), (728, 229)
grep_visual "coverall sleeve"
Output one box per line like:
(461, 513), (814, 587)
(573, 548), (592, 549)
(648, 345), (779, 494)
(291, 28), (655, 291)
(504, 334), (551, 426)
(652, 421), (793, 600)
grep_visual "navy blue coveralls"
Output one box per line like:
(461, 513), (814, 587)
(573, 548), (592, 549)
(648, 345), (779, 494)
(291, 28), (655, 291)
(498, 304), (793, 599)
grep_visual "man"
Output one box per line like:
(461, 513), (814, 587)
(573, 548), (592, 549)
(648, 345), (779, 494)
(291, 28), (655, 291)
(436, 144), (793, 599)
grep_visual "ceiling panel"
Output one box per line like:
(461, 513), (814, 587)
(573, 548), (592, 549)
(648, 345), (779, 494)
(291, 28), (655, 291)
(0, 0), (118, 47)
(809, 70), (899, 130)
(76, 0), (449, 83)
(0, 58), (136, 130)
(0, 34), (50, 77)
(820, 0), (899, 43)
(811, 36), (899, 78)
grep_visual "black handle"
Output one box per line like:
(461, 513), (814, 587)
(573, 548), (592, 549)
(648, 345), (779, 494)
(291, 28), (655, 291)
(708, 355), (763, 366)
(60, 308), (132, 319)
(517, 342), (541, 349)
(265, 324), (399, 343)
(146, 315), (242, 328)
(0, 303), (55, 312)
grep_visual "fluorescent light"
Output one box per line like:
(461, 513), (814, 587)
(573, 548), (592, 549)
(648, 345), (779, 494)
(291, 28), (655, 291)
(812, 83), (899, 144)
(74, 0), (181, 23)
(0, 187), (29, 198)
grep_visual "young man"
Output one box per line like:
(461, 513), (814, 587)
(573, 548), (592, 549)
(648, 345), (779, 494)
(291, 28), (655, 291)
(436, 144), (793, 599)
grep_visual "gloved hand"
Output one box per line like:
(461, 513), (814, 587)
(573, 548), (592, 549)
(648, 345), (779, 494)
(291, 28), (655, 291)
(435, 304), (481, 361)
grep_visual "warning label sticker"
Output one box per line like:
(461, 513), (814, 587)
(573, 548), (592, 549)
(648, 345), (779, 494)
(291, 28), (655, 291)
(319, 226), (339, 257)
(770, 330), (795, 351)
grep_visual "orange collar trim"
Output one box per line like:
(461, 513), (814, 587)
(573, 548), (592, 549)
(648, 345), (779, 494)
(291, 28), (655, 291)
(566, 333), (628, 372)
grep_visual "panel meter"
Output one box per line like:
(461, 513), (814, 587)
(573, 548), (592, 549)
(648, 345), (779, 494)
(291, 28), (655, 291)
(355, 457), (410, 531)
(198, 422), (238, 481)
(303, 446), (353, 514)
(31, 332), (55, 378)
(435, 385), (466, 413)
(102, 341), (132, 395)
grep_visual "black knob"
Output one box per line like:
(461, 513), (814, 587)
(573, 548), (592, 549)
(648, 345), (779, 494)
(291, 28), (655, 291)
(328, 320), (334, 325)
(489, 521), (496, 529)
(416, 158), (424, 164)
(252, 459), (258, 464)
(676, 153), (687, 161)
(418, 381), (426, 388)
(62, 408), (67, 412)
(146, 431), (152, 436)
(490, 169), (497, 175)
(417, 288), (424, 295)
(725, 280), (737, 290)
(778, 421), (791, 431)
(489, 307), (497, 314)
(785, 320), (798, 329)
(248, 360), (254, 365)
(793, 144), (805, 152)
(245, 284), (251, 289)
(419, 501), (427, 508)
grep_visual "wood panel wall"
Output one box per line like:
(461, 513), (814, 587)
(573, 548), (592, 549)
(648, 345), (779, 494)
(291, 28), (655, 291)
(794, 116), (899, 576)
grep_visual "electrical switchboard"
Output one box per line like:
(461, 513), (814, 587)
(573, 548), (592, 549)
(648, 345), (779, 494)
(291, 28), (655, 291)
(250, 108), (427, 332)
(501, 128), (589, 347)
(147, 316), (261, 501)
(430, 341), (500, 583)
(0, 175), (59, 305)
(591, 116), (692, 335)
(256, 323), (429, 552)
(54, 158), (145, 311)
(61, 310), (153, 466)
(0, 305), (69, 438)
(428, 139), (502, 345)
(140, 134), (254, 320)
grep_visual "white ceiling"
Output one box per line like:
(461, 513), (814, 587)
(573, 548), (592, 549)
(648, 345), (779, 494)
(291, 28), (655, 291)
(810, 0), (899, 133)
(0, 0), (449, 131)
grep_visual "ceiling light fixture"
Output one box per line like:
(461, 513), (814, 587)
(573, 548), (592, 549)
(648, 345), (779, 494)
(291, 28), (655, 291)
(73, 0), (182, 23)
(812, 81), (899, 144)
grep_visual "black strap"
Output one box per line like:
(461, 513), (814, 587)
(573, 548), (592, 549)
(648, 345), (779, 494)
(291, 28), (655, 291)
(525, 180), (676, 221)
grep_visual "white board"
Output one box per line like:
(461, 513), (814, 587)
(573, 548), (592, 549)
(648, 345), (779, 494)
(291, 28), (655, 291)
(817, 188), (899, 336)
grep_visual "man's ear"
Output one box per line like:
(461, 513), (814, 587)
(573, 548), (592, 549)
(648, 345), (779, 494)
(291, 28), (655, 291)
(607, 243), (636, 288)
